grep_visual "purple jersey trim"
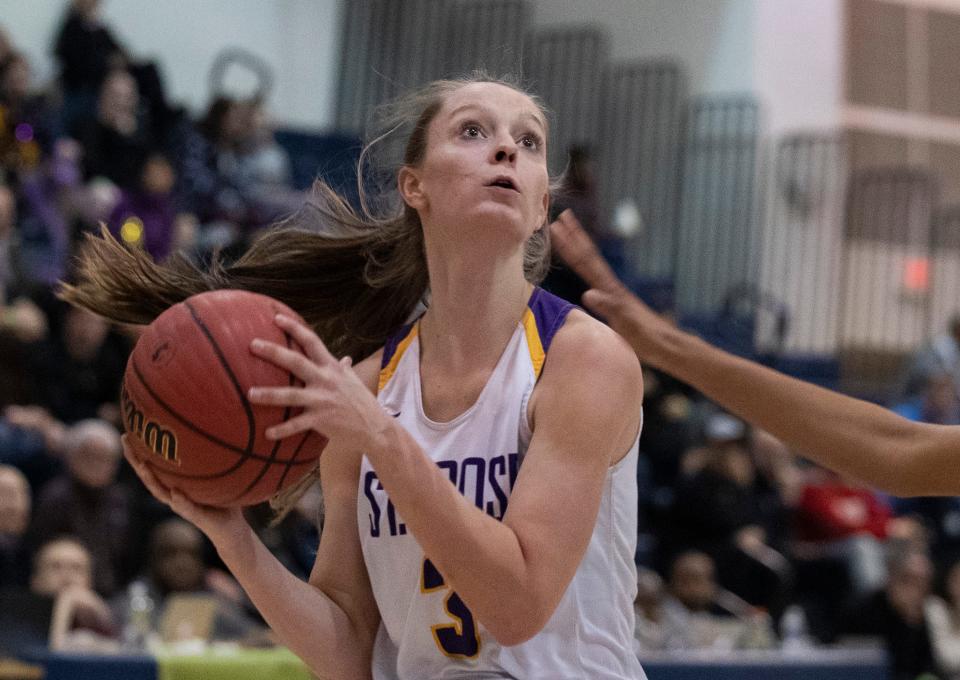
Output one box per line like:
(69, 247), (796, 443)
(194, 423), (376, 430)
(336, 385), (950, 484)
(379, 288), (574, 369)
(528, 287), (576, 353)
(380, 322), (416, 370)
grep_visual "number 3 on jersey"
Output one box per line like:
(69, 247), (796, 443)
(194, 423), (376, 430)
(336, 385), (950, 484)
(421, 558), (481, 659)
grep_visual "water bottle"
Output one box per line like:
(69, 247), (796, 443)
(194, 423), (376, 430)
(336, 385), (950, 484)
(779, 604), (810, 653)
(122, 581), (156, 652)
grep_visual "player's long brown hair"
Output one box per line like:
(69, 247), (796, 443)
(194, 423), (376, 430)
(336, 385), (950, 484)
(60, 73), (553, 362)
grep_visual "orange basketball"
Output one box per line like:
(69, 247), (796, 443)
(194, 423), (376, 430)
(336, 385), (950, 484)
(121, 290), (326, 506)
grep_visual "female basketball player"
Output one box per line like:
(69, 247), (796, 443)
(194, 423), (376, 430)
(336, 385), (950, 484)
(550, 209), (960, 498)
(65, 77), (645, 679)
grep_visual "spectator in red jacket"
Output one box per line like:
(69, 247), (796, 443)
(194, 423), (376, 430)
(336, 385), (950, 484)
(794, 465), (894, 595)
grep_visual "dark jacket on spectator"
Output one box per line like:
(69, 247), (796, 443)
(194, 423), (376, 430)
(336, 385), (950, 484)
(839, 588), (939, 680)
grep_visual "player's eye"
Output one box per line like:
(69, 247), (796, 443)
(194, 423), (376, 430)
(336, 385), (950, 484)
(519, 132), (542, 150)
(460, 123), (484, 139)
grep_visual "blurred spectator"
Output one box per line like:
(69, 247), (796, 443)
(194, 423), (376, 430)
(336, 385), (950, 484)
(113, 519), (265, 643)
(30, 304), (128, 424)
(30, 536), (116, 647)
(891, 494), (960, 566)
(839, 549), (939, 680)
(28, 420), (134, 596)
(926, 559), (960, 679)
(0, 184), (51, 407)
(0, 52), (51, 178)
(171, 96), (248, 250)
(109, 152), (180, 260)
(751, 428), (805, 508)
(793, 466), (893, 596)
(15, 138), (83, 286)
(902, 315), (960, 401)
(633, 567), (665, 652)
(893, 372), (960, 425)
(0, 464), (30, 588)
(76, 68), (153, 190)
(246, 484), (322, 582)
(554, 146), (602, 238)
(667, 413), (792, 614)
(0, 297), (47, 345)
(53, 0), (125, 134)
(543, 146), (603, 304)
(174, 96), (234, 218)
(0, 25), (12, 64)
(660, 550), (773, 651)
(0, 182), (20, 294)
(639, 365), (698, 490)
(217, 97), (300, 225)
(0, 405), (66, 491)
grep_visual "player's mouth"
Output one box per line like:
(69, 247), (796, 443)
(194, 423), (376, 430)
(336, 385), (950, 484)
(486, 176), (520, 193)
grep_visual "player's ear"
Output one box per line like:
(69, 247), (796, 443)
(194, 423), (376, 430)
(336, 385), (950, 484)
(537, 188), (549, 227)
(398, 166), (426, 211)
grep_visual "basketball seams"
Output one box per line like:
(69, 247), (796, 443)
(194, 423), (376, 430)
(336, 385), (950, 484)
(130, 359), (314, 468)
(184, 300), (258, 455)
(274, 335), (321, 493)
(227, 329), (301, 503)
(124, 291), (325, 506)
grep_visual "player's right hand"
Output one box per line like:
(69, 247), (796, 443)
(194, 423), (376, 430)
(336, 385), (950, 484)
(121, 435), (247, 546)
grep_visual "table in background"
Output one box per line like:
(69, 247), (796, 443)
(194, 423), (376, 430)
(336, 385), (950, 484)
(639, 646), (889, 680)
(33, 646), (312, 680)
(32, 644), (890, 680)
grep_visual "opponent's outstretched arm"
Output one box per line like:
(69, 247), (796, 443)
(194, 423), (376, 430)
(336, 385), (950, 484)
(549, 209), (960, 497)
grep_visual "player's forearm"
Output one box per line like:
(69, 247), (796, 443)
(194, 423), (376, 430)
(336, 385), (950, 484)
(365, 422), (547, 644)
(215, 528), (373, 679)
(658, 326), (920, 494)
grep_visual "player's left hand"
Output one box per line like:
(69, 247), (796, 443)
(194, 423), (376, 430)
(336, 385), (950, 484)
(248, 314), (392, 453)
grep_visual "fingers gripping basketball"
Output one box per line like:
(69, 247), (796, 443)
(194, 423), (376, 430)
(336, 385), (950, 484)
(121, 290), (327, 507)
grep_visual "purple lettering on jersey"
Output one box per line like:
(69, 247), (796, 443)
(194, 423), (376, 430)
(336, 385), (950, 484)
(366, 452), (522, 537)
(387, 498), (406, 535)
(364, 471), (382, 538)
(437, 459), (458, 486)
(486, 455), (509, 520)
(459, 457), (486, 510)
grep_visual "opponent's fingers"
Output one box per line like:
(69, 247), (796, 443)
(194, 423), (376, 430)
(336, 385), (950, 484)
(265, 413), (316, 440)
(250, 338), (322, 383)
(274, 314), (337, 367)
(340, 356), (353, 369)
(248, 386), (316, 407)
(550, 210), (626, 293)
(581, 288), (625, 319)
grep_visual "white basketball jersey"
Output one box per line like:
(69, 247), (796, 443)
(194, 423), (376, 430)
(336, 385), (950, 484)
(358, 287), (646, 679)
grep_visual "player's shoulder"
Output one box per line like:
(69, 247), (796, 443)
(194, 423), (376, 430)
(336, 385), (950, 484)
(548, 307), (641, 381)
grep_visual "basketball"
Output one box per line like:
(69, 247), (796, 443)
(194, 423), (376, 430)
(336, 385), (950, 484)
(120, 289), (327, 507)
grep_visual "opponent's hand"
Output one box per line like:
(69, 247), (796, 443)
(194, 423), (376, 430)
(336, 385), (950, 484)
(121, 435), (246, 546)
(549, 209), (676, 368)
(247, 314), (392, 454)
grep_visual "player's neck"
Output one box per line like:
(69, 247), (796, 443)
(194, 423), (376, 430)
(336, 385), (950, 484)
(420, 259), (531, 372)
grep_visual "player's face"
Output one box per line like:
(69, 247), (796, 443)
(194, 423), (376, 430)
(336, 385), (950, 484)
(403, 82), (550, 248)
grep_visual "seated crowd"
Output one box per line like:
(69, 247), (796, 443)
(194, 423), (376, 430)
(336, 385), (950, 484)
(0, 0), (312, 655)
(3, 4), (960, 680)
